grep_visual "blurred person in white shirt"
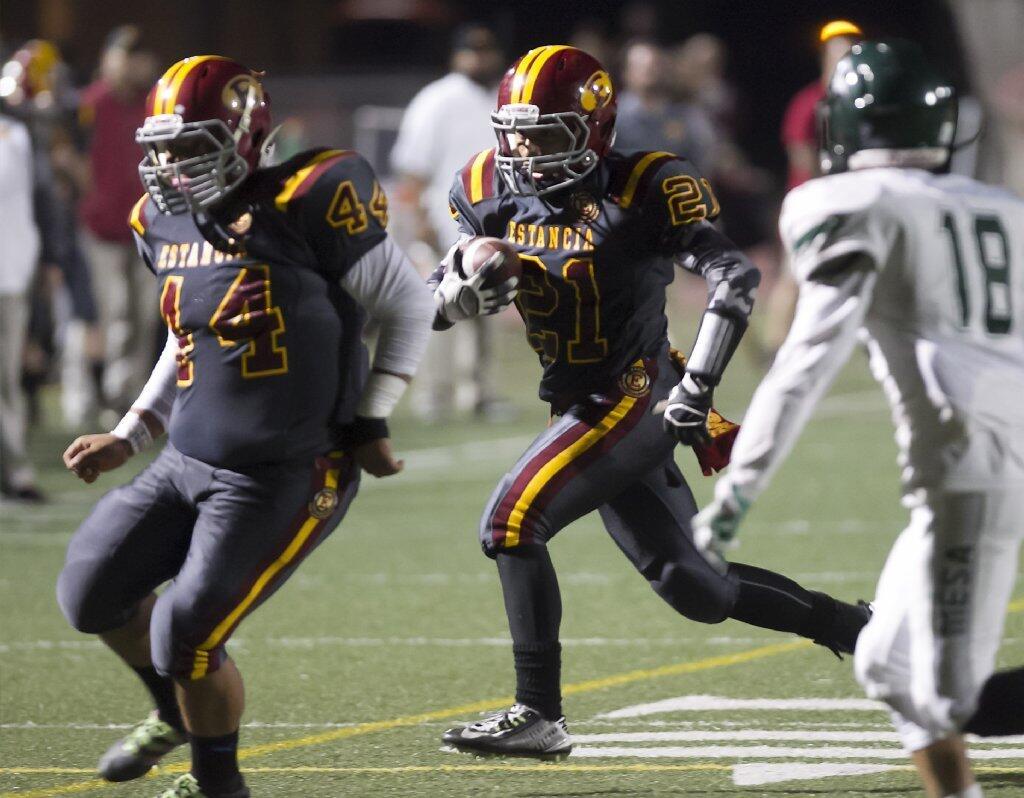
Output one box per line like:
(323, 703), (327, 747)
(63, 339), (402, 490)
(0, 113), (45, 501)
(391, 23), (510, 421)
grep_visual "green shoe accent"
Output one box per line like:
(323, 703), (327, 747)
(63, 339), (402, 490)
(122, 712), (185, 755)
(156, 774), (204, 798)
(98, 711), (187, 782)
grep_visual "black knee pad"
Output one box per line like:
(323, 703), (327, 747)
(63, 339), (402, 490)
(646, 558), (734, 624)
(56, 560), (134, 634)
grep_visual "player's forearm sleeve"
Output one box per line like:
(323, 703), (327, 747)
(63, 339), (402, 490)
(341, 235), (434, 395)
(676, 226), (761, 383)
(131, 330), (178, 429)
(721, 261), (877, 504)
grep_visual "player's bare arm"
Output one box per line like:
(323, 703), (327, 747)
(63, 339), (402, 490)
(63, 330), (178, 483)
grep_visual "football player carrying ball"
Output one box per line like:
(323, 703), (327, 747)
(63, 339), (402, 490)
(432, 45), (871, 760)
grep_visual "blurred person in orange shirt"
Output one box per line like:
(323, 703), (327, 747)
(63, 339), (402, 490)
(390, 23), (512, 421)
(64, 26), (158, 427)
(781, 20), (862, 190)
(758, 20), (862, 360)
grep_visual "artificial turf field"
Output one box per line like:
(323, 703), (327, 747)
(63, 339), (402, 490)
(3, 309), (1024, 798)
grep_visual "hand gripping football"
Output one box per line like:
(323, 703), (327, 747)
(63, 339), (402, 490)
(457, 237), (523, 288)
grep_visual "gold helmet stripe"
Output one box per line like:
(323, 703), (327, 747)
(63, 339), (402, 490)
(153, 58), (191, 115)
(520, 45), (572, 105)
(509, 46), (547, 105)
(161, 55), (228, 115)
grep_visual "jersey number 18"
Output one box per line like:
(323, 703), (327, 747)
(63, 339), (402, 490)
(941, 211), (1013, 335)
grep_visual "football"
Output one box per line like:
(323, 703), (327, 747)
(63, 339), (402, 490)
(457, 236), (522, 287)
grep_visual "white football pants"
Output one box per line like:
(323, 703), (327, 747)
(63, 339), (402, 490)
(854, 489), (1023, 751)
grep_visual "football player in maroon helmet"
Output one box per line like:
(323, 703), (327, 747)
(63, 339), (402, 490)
(57, 56), (433, 797)
(434, 46), (871, 759)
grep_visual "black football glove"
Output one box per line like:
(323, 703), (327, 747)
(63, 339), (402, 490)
(661, 373), (713, 447)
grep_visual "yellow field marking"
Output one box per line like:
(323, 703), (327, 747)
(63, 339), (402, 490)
(0, 764), (731, 777)
(10, 598), (1024, 797)
(0, 782), (107, 798)
(0, 639), (806, 797)
(563, 640), (811, 695)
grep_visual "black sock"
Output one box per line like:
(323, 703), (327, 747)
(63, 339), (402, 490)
(727, 564), (866, 653)
(132, 665), (185, 733)
(89, 360), (105, 399)
(496, 546), (563, 720)
(964, 666), (1024, 736)
(727, 563), (820, 635)
(513, 642), (562, 720)
(191, 730), (244, 795)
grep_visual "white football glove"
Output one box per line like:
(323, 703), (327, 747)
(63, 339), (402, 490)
(434, 252), (518, 323)
(691, 485), (750, 576)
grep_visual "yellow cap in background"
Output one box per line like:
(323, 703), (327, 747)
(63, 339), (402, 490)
(819, 20), (863, 43)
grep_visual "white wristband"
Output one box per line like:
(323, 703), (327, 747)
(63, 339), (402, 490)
(111, 412), (154, 455)
(355, 372), (408, 419)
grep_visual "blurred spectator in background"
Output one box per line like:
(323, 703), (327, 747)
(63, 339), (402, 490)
(65, 25), (158, 427)
(671, 32), (783, 365)
(672, 33), (738, 139)
(391, 23), (512, 422)
(615, 39), (716, 172)
(0, 112), (44, 501)
(1, 40), (94, 427)
(781, 20), (862, 190)
(993, 61), (1024, 197)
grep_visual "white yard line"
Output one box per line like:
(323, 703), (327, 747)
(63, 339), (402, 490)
(571, 745), (1024, 760)
(573, 730), (1024, 744)
(0, 635), (771, 654)
(0, 721), (361, 731)
(733, 762), (898, 785)
(600, 695), (889, 718)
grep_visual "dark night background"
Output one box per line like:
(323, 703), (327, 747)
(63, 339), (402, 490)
(1, 0), (969, 178)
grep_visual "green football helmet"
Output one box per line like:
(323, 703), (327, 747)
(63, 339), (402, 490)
(818, 39), (958, 174)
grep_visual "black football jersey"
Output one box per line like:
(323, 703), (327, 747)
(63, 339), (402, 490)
(130, 148), (389, 468)
(447, 148), (720, 403)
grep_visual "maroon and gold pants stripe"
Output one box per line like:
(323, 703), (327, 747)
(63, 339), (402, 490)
(188, 453), (353, 679)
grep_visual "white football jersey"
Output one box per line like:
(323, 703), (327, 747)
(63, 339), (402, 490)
(780, 168), (1024, 492)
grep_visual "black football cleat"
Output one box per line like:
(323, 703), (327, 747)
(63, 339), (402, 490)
(814, 598), (873, 658)
(442, 703), (572, 761)
(98, 711), (187, 782)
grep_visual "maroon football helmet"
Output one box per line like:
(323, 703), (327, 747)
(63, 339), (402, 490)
(492, 45), (617, 196)
(136, 55), (272, 214)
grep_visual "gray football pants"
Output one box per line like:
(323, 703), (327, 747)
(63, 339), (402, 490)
(58, 444), (358, 678)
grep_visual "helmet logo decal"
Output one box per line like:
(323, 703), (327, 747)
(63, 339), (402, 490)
(222, 74), (263, 114)
(580, 70), (613, 113)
